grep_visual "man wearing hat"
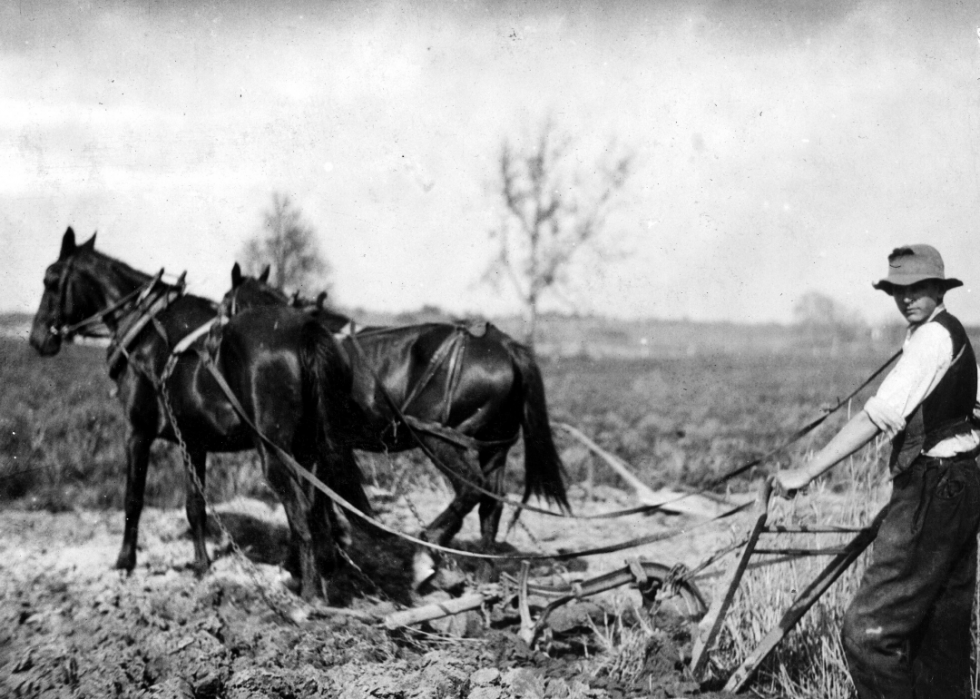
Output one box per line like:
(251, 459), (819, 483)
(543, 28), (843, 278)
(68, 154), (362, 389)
(775, 245), (980, 699)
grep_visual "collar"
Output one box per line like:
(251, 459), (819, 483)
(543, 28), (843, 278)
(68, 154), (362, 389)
(907, 303), (946, 337)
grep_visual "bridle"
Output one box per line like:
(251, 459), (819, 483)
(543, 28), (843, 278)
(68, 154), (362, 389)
(48, 261), (166, 341)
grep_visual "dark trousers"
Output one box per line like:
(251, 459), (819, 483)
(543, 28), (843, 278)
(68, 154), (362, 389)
(841, 455), (980, 699)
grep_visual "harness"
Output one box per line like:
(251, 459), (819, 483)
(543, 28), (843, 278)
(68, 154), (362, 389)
(51, 265), (214, 386)
(106, 271), (186, 377)
(398, 329), (464, 423)
(361, 324), (514, 451)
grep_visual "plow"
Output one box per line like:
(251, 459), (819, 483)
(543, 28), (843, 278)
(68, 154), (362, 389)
(380, 476), (884, 693)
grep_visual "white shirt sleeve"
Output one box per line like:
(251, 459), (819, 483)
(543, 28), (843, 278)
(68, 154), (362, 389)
(863, 322), (953, 439)
(975, 363), (980, 422)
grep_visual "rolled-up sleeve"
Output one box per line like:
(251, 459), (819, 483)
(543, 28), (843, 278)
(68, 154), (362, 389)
(975, 365), (980, 422)
(862, 323), (953, 439)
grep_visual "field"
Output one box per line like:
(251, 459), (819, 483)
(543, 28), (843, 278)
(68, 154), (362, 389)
(0, 330), (950, 698)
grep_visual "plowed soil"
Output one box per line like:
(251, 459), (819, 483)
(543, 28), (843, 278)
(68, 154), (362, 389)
(0, 485), (742, 698)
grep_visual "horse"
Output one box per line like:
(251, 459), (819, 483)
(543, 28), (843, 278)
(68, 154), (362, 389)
(211, 302), (377, 600)
(29, 227), (369, 600)
(221, 263), (571, 552)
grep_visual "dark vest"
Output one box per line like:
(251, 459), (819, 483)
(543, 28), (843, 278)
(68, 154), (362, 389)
(890, 310), (978, 473)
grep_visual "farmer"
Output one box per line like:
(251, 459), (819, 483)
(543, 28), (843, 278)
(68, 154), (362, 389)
(774, 244), (980, 699)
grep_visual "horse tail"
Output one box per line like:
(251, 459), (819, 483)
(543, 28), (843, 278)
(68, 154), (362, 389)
(299, 320), (372, 515)
(501, 333), (570, 513)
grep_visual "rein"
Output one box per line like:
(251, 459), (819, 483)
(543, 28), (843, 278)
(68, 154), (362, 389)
(205, 289), (906, 562)
(707, 348), (902, 486)
(343, 321), (904, 523)
(619, 347), (905, 515)
(199, 350), (751, 561)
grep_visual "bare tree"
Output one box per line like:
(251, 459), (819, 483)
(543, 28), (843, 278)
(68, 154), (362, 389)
(240, 193), (331, 295)
(484, 119), (633, 346)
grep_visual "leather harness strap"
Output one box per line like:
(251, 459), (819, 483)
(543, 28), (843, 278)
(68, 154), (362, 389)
(398, 329), (463, 414)
(107, 282), (184, 375)
(353, 326), (515, 452)
(439, 332), (467, 424)
(159, 317), (218, 383)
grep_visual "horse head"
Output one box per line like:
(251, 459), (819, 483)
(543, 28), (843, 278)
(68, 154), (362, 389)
(30, 227), (101, 356)
(221, 262), (288, 318)
(222, 264), (351, 333)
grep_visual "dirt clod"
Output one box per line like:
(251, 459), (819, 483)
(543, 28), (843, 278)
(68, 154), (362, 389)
(1, 495), (738, 699)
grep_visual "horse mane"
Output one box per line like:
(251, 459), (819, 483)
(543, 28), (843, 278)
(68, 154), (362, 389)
(75, 247), (187, 299)
(295, 296), (351, 333)
(291, 292), (348, 319)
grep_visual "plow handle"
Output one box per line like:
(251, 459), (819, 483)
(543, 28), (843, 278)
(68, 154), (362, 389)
(690, 475), (774, 678)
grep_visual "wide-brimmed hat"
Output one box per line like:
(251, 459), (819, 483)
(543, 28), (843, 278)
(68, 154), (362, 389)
(872, 244), (963, 293)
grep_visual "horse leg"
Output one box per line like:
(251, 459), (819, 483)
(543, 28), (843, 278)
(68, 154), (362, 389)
(308, 454), (350, 602)
(114, 428), (153, 572)
(183, 447), (210, 576)
(261, 444), (320, 601)
(330, 447), (373, 516)
(418, 436), (484, 546)
(300, 449), (343, 588)
(477, 447), (510, 549)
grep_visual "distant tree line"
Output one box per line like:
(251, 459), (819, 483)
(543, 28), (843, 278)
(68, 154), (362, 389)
(792, 291), (871, 354)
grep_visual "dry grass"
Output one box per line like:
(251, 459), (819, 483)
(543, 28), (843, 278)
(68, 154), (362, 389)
(587, 440), (980, 699)
(704, 445), (889, 699)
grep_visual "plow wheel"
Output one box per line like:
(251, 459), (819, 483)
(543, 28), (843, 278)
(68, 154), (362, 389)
(630, 560), (708, 622)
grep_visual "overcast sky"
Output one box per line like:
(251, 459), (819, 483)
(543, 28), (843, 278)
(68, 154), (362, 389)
(4, 0), (980, 326)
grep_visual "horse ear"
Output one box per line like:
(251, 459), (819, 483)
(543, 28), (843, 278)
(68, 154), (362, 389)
(79, 232), (97, 252)
(231, 262), (243, 288)
(316, 291), (327, 309)
(59, 227), (77, 259)
(258, 266), (270, 283)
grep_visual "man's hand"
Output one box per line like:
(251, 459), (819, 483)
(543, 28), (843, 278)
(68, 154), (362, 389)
(773, 467), (814, 499)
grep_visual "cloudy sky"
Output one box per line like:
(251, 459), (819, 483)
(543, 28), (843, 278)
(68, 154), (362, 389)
(4, 0), (980, 326)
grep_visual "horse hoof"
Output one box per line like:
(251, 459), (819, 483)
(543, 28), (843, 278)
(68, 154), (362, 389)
(412, 550), (437, 590)
(474, 560), (496, 583)
(113, 554), (136, 573)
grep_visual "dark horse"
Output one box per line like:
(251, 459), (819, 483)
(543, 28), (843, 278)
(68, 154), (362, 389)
(222, 263), (571, 550)
(29, 228), (368, 599)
